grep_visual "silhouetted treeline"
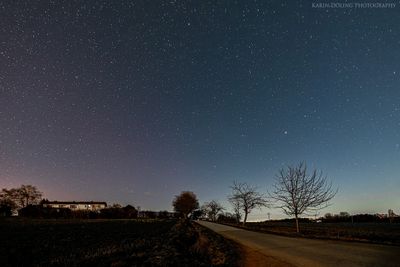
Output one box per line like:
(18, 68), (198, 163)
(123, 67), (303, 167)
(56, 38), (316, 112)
(217, 213), (237, 224)
(323, 213), (400, 223)
(257, 214), (400, 224)
(269, 217), (312, 223)
(17, 204), (178, 219)
(101, 205), (138, 219)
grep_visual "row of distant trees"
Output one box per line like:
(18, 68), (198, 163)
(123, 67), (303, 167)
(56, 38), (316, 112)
(323, 212), (400, 223)
(0, 185), (177, 219)
(171, 193), (238, 223)
(17, 203), (178, 219)
(172, 162), (337, 233)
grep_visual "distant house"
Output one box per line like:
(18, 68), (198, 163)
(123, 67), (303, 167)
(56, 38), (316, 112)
(42, 201), (107, 211)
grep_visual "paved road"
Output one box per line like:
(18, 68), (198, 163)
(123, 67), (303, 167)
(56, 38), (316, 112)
(197, 221), (400, 267)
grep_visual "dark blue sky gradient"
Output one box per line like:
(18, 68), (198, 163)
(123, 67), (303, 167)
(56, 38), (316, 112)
(1, 1), (399, 218)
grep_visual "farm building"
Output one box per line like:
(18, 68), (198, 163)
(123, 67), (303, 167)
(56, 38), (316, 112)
(42, 201), (107, 211)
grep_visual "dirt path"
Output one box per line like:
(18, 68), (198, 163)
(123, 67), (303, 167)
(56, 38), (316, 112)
(197, 221), (399, 267)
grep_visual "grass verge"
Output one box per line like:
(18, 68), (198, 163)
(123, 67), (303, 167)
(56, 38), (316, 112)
(219, 221), (400, 246)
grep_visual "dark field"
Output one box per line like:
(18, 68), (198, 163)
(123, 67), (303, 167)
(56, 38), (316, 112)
(241, 221), (400, 245)
(0, 218), (240, 267)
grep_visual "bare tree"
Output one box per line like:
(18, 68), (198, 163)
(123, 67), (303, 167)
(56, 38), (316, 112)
(172, 191), (199, 219)
(1, 185), (42, 210)
(16, 185), (43, 207)
(203, 200), (224, 222)
(271, 162), (337, 233)
(229, 181), (268, 225)
(228, 197), (242, 224)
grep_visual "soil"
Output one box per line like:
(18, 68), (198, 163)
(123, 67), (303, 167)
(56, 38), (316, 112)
(240, 245), (294, 267)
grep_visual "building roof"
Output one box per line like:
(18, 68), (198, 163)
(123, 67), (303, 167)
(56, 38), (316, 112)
(44, 201), (107, 205)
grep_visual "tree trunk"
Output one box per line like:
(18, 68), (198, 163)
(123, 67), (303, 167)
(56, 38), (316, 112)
(243, 212), (248, 225)
(295, 215), (299, 233)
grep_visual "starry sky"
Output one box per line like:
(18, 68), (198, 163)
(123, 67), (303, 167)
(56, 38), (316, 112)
(1, 1), (399, 219)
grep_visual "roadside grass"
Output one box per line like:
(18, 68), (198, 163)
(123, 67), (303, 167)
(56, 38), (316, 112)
(220, 221), (400, 245)
(0, 218), (241, 266)
(193, 222), (242, 266)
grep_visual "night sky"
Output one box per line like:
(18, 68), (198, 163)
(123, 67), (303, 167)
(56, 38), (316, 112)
(1, 1), (399, 219)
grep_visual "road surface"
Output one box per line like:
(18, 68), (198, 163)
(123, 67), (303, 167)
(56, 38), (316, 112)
(197, 221), (399, 267)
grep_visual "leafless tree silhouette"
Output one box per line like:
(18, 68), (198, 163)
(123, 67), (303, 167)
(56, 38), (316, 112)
(229, 181), (268, 225)
(271, 162), (337, 233)
(229, 197), (242, 224)
(203, 200), (224, 221)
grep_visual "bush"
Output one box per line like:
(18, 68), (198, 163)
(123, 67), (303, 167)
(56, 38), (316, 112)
(19, 205), (72, 218)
